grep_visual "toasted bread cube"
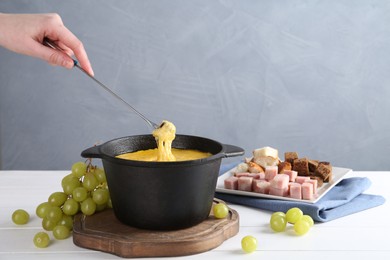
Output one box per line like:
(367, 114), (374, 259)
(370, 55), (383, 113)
(315, 163), (332, 182)
(278, 161), (292, 173)
(284, 152), (299, 166)
(293, 158), (310, 176)
(247, 161), (264, 173)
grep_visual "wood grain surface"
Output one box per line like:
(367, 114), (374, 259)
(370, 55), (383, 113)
(73, 199), (239, 258)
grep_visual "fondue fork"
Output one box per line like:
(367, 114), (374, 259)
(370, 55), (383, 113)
(43, 38), (161, 130)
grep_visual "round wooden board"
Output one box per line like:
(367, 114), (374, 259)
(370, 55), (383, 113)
(73, 199), (239, 258)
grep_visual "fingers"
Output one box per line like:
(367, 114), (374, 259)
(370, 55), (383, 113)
(25, 39), (75, 69)
(50, 26), (94, 76)
(41, 13), (94, 75)
(55, 41), (74, 57)
(47, 49), (75, 69)
(0, 13), (94, 75)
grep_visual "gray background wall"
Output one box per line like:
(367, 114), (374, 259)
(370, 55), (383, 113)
(1, 0), (390, 171)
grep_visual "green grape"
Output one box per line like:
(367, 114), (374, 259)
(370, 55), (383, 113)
(301, 215), (314, 227)
(33, 232), (50, 248)
(81, 198), (96, 216)
(48, 191), (68, 207)
(270, 214), (287, 232)
(71, 161), (87, 178)
(12, 209), (30, 225)
(271, 211), (286, 219)
(294, 219), (311, 235)
(92, 188), (109, 205)
(53, 225), (71, 240)
(95, 202), (107, 212)
(82, 173), (98, 191)
(92, 167), (107, 183)
(42, 217), (57, 231)
(61, 174), (81, 195)
(45, 206), (63, 223)
(213, 203), (229, 219)
(286, 207), (303, 224)
(62, 198), (80, 216)
(107, 197), (113, 208)
(241, 235), (257, 253)
(36, 202), (51, 219)
(57, 214), (73, 230)
(72, 187), (88, 202)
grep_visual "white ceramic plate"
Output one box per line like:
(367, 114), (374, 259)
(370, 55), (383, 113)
(216, 166), (352, 203)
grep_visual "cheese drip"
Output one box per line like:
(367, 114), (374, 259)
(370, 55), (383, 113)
(152, 120), (176, 161)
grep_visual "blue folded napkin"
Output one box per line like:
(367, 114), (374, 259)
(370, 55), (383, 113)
(215, 163), (386, 222)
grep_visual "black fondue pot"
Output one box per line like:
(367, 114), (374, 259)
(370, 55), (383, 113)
(81, 134), (244, 230)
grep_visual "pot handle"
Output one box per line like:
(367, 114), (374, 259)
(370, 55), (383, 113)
(81, 145), (103, 159)
(222, 144), (245, 158)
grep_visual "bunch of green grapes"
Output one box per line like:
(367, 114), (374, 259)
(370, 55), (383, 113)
(34, 159), (111, 247)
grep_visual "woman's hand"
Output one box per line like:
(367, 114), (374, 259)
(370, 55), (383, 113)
(0, 13), (94, 76)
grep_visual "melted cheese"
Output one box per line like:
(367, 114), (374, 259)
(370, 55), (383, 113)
(116, 147), (211, 162)
(116, 120), (211, 162)
(152, 120), (176, 161)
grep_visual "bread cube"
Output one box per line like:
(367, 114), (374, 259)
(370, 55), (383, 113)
(284, 152), (298, 166)
(293, 157), (310, 176)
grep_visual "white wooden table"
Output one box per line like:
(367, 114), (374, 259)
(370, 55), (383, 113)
(0, 170), (388, 259)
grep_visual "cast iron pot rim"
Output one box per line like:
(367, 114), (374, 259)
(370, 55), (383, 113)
(85, 134), (228, 168)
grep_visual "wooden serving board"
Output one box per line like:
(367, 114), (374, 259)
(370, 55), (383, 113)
(73, 199), (239, 258)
